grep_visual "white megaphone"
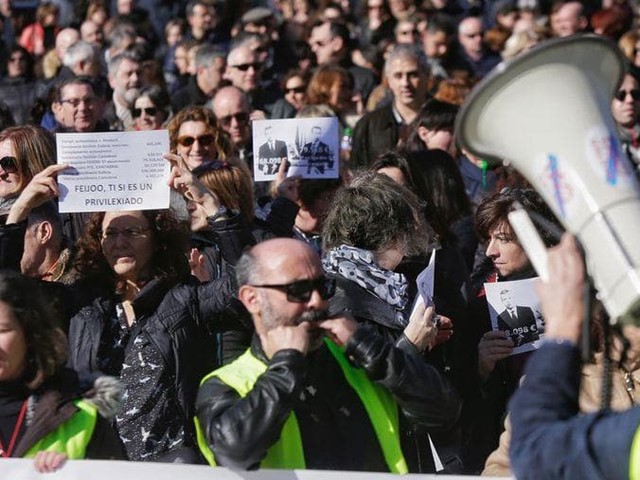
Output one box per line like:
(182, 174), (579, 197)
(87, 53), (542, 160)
(456, 35), (640, 325)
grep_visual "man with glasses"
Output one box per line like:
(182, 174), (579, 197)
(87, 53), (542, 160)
(224, 40), (280, 114)
(51, 77), (106, 133)
(195, 238), (460, 471)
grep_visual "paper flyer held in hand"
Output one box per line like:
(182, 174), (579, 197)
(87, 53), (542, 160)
(56, 130), (170, 213)
(410, 248), (437, 317)
(484, 278), (545, 355)
(252, 117), (340, 182)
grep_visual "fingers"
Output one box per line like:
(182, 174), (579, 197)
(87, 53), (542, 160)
(163, 152), (188, 170)
(34, 451), (67, 473)
(40, 163), (69, 177)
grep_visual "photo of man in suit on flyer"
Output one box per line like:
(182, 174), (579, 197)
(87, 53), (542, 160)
(496, 288), (541, 347)
(299, 125), (334, 174)
(257, 125), (288, 175)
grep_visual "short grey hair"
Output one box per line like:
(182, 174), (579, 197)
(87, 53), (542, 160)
(62, 41), (96, 68)
(236, 248), (261, 287)
(384, 43), (429, 76)
(108, 50), (140, 77)
(195, 44), (226, 70)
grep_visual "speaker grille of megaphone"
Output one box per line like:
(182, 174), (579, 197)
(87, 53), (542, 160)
(456, 35), (640, 325)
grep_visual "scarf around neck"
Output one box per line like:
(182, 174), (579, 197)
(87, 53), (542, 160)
(323, 245), (409, 325)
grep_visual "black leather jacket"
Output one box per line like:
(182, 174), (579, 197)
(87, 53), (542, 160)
(196, 327), (461, 471)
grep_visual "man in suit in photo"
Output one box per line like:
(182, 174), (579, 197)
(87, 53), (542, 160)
(300, 125), (334, 174)
(496, 289), (540, 347)
(258, 125), (288, 175)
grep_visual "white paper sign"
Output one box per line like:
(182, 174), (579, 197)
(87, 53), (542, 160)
(56, 130), (170, 213)
(485, 278), (545, 355)
(410, 248), (437, 317)
(252, 117), (340, 181)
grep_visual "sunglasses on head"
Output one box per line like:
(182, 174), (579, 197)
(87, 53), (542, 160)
(285, 86), (306, 94)
(132, 107), (158, 118)
(218, 112), (250, 127)
(191, 160), (229, 176)
(177, 134), (215, 147)
(250, 277), (336, 303)
(230, 62), (263, 72)
(615, 89), (640, 101)
(0, 156), (17, 172)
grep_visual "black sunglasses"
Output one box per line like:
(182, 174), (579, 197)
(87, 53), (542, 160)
(0, 156), (17, 172)
(218, 112), (250, 127)
(250, 277), (336, 303)
(285, 86), (306, 94)
(230, 62), (263, 72)
(615, 89), (640, 101)
(132, 107), (158, 118)
(177, 134), (215, 147)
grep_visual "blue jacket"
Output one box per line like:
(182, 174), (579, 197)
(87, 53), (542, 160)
(509, 342), (640, 479)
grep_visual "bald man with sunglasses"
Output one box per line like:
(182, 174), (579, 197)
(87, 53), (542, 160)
(195, 238), (460, 472)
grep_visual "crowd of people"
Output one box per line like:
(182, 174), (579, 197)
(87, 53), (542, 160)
(0, 0), (639, 477)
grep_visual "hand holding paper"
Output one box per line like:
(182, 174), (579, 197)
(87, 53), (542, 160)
(165, 158), (222, 216)
(7, 164), (69, 224)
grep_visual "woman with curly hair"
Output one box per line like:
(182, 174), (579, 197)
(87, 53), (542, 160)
(0, 270), (124, 470)
(3, 164), (253, 463)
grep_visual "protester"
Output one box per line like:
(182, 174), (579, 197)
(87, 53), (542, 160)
(130, 84), (171, 131)
(195, 237), (460, 471)
(0, 270), (124, 466)
(0, 125), (55, 215)
(2, 162), (253, 462)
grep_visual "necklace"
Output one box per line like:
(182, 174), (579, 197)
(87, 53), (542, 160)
(0, 399), (28, 457)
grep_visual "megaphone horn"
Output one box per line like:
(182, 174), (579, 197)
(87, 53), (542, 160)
(456, 35), (640, 325)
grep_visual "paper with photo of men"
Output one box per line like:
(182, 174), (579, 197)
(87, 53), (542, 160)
(485, 278), (546, 355)
(252, 117), (340, 182)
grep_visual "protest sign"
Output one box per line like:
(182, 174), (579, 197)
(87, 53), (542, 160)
(485, 278), (545, 355)
(56, 130), (170, 213)
(252, 117), (339, 181)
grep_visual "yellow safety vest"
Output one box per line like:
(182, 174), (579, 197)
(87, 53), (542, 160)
(195, 339), (409, 473)
(23, 399), (98, 459)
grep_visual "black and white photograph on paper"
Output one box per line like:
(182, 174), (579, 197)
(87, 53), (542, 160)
(252, 117), (340, 182)
(485, 278), (545, 355)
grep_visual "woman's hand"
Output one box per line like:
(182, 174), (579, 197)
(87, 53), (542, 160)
(431, 314), (454, 348)
(33, 451), (67, 473)
(478, 330), (514, 380)
(404, 298), (438, 353)
(7, 164), (69, 224)
(274, 159), (300, 202)
(164, 153), (222, 216)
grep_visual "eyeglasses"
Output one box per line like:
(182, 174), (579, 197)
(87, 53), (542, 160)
(218, 112), (249, 127)
(250, 277), (336, 303)
(101, 226), (150, 241)
(285, 86), (306, 94)
(229, 62), (263, 72)
(177, 134), (215, 147)
(0, 156), (17, 173)
(192, 160), (229, 176)
(615, 89), (640, 101)
(132, 107), (158, 117)
(58, 96), (97, 107)
(9, 56), (26, 63)
(464, 32), (483, 38)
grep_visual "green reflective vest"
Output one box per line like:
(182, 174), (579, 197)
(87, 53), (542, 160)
(23, 399), (98, 459)
(195, 339), (409, 473)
